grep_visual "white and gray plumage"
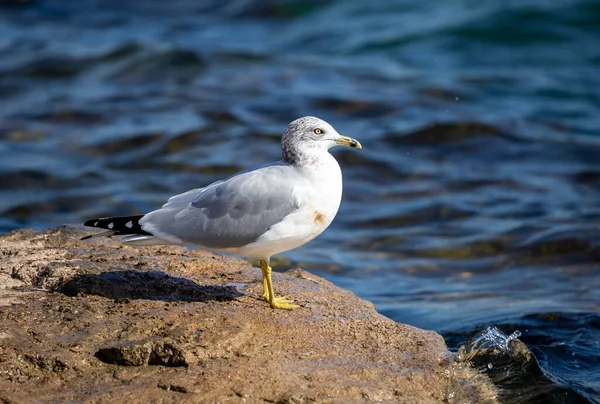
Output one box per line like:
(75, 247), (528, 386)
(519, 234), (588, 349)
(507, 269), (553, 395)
(82, 116), (362, 309)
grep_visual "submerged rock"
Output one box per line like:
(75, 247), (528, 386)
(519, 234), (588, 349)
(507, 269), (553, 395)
(455, 326), (541, 402)
(0, 226), (498, 403)
(456, 326), (532, 366)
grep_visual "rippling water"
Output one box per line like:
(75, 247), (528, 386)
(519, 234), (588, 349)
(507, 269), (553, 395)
(1, 1), (599, 401)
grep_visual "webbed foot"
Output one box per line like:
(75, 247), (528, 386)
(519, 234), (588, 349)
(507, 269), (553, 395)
(269, 296), (299, 310)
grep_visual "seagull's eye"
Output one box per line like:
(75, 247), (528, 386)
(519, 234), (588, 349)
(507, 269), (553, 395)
(313, 128), (323, 135)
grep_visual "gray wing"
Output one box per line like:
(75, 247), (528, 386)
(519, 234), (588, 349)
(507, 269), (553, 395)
(139, 163), (307, 249)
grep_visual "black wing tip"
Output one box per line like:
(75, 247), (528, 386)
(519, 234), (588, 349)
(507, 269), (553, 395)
(81, 215), (151, 237)
(83, 218), (100, 227)
(80, 234), (93, 240)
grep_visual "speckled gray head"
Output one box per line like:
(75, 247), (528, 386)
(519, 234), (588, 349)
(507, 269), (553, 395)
(281, 116), (362, 165)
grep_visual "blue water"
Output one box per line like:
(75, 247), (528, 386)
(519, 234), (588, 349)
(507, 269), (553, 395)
(1, 1), (599, 401)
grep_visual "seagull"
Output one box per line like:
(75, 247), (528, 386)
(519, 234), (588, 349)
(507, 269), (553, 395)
(82, 116), (362, 309)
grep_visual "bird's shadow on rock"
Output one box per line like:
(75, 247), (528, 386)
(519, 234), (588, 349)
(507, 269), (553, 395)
(58, 269), (243, 302)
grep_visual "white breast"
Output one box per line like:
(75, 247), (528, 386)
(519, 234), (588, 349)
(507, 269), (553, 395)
(236, 151), (343, 259)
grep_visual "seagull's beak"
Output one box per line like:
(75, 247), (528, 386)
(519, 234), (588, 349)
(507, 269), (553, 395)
(335, 135), (362, 149)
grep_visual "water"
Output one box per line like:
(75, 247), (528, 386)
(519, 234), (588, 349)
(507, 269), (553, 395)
(1, 0), (599, 401)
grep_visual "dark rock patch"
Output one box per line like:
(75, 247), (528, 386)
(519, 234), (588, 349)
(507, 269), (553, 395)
(96, 340), (187, 367)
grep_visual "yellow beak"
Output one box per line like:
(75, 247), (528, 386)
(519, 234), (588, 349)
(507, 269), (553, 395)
(335, 135), (362, 149)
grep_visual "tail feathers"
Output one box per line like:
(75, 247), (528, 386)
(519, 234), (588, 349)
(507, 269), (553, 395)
(82, 215), (152, 240)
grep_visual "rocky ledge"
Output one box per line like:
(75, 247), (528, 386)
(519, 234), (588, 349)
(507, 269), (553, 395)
(0, 226), (497, 403)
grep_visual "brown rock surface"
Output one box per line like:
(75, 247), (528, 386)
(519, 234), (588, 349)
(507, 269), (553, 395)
(0, 226), (497, 403)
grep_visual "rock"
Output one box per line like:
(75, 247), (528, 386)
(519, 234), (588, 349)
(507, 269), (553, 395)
(0, 226), (498, 403)
(96, 340), (187, 367)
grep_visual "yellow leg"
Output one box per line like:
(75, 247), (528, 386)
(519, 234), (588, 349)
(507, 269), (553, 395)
(261, 264), (270, 302)
(259, 259), (299, 310)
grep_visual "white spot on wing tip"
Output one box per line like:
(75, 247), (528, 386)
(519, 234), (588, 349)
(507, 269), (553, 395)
(94, 221), (98, 226)
(125, 221), (133, 228)
(108, 223), (114, 229)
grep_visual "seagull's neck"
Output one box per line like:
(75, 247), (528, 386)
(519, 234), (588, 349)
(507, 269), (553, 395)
(282, 146), (334, 169)
(285, 148), (342, 200)
(289, 148), (343, 219)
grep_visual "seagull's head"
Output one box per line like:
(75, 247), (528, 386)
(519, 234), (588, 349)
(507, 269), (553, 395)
(281, 116), (361, 164)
